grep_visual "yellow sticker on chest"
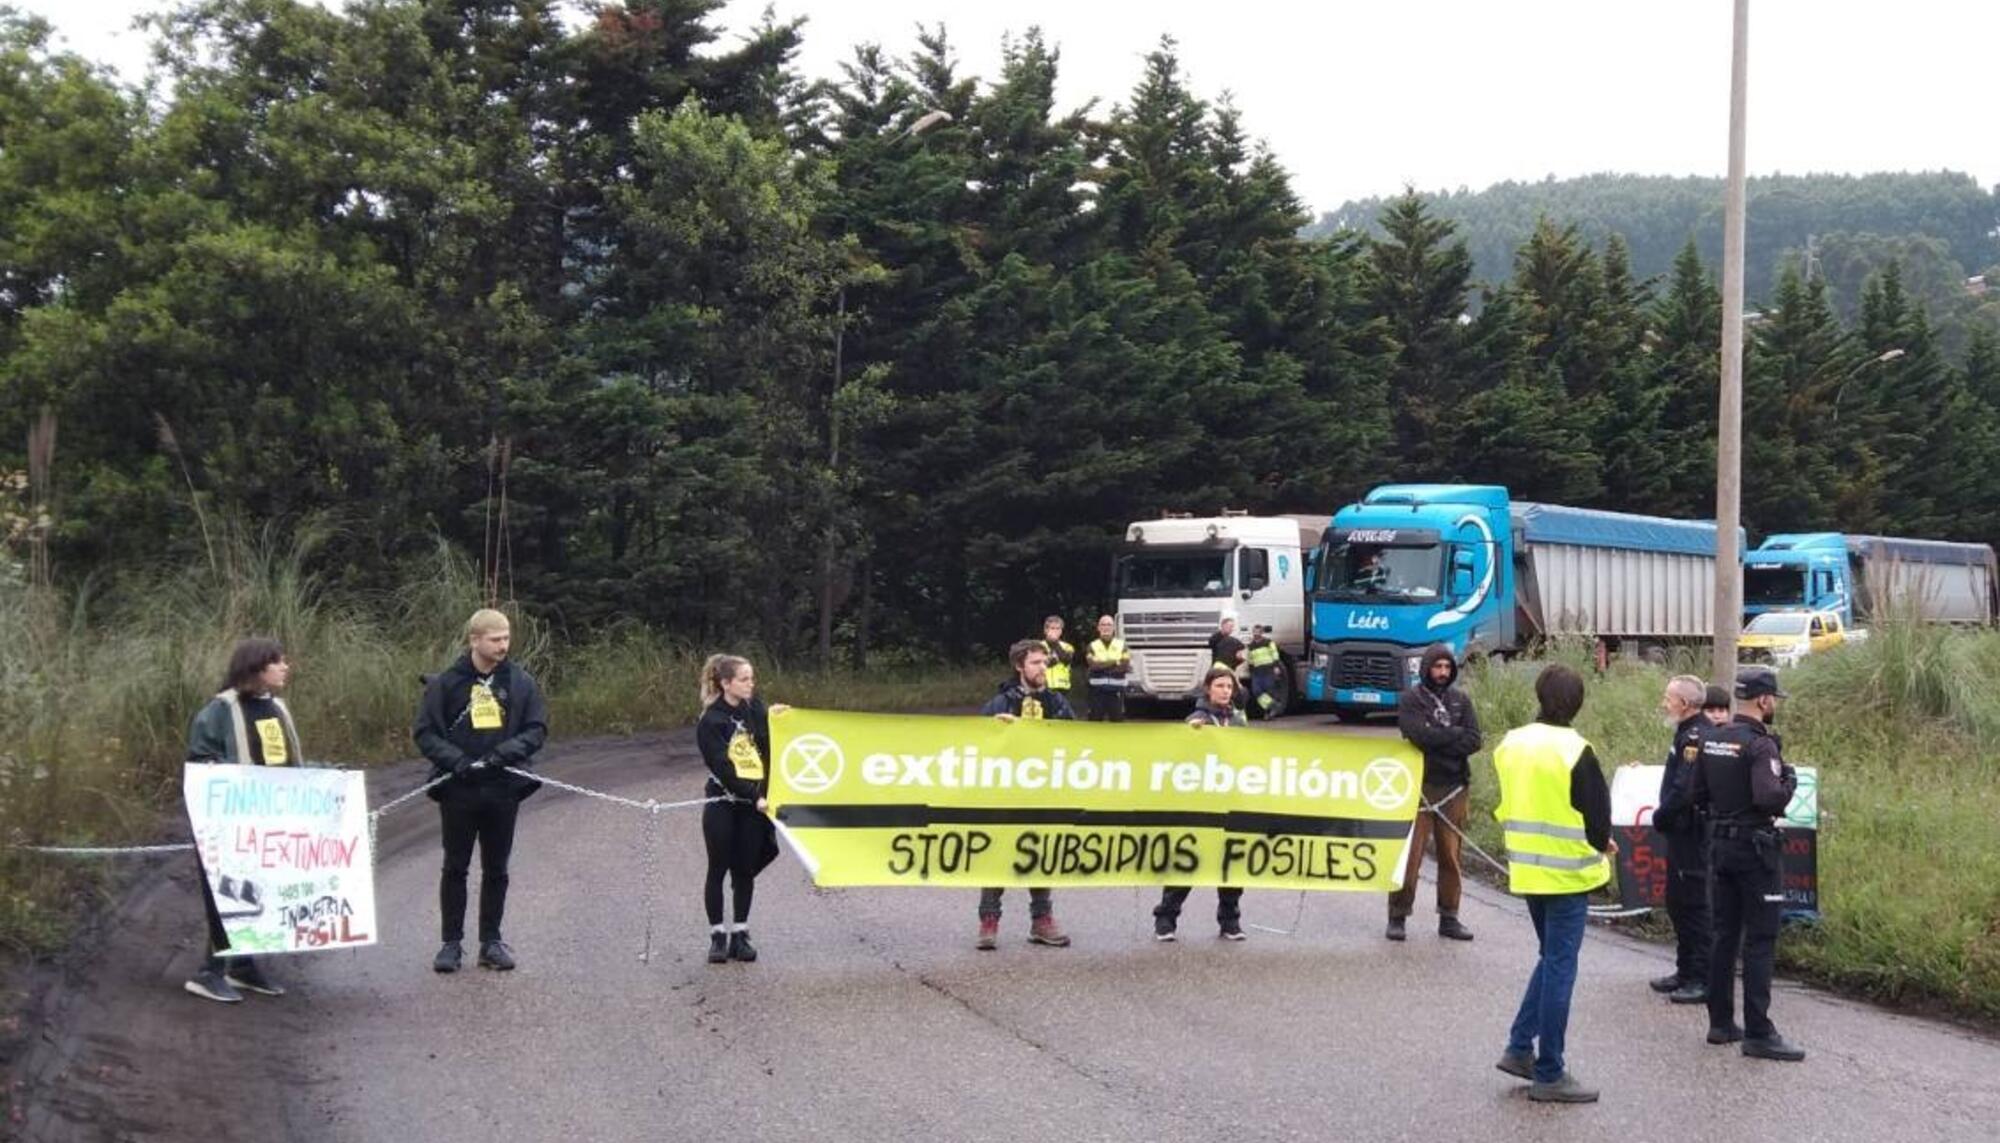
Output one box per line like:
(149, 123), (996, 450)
(470, 685), (504, 730)
(728, 729), (765, 780)
(255, 717), (290, 765)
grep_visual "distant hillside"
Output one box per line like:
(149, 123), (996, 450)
(1310, 171), (2000, 308)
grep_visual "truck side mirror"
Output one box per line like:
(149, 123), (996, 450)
(1244, 576), (1268, 593)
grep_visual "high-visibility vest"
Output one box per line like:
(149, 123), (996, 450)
(1041, 640), (1074, 690)
(1087, 638), (1128, 687)
(1246, 640), (1281, 670)
(1492, 723), (1611, 895)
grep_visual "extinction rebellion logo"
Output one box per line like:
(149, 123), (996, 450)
(1361, 757), (1413, 810)
(779, 734), (845, 795)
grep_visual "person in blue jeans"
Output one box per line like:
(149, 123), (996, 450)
(1489, 664), (1616, 1103)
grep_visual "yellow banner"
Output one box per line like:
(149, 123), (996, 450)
(768, 709), (1420, 890)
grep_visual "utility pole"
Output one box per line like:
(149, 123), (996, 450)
(1712, 0), (1750, 685)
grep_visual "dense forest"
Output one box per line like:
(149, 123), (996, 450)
(4, 0), (1999, 661)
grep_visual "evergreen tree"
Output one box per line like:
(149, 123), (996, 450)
(1361, 191), (1476, 478)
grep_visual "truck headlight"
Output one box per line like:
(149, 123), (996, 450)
(1311, 646), (1329, 670)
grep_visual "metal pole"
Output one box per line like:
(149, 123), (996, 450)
(1712, 0), (1750, 685)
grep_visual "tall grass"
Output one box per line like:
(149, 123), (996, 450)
(1459, 625), (2000, 1020)
(0, 531), (994, 954)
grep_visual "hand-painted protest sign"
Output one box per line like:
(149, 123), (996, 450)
(768, 709), (1420, 890)
(1609, 763), (1820, 920)
(183, 763), (377, 954)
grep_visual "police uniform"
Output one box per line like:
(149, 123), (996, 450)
(1690, 667), (1804, 1060)
(1650, 710), (1712, 1000)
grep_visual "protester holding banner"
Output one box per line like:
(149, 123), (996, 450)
(1648, 675), (1712, 1006)
(415, 608), (548, 975)
(1154, 668), (1250, 941)
(1691, 667), (1805, 1062)
(694, 654), (788, 964)
(1389, 644), (1480, 943)
(182, 638), (300, 1004)
(974, 640), (1075, 949)
(1492, 664), (1614, 1104)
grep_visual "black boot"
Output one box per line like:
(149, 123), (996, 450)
(728, 930), (758, 963)
(1385, 916), (1407, 942)
(707, 932), (729, 964)
(433, 941), (464, 974)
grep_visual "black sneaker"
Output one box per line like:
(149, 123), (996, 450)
(708, 932), (730, 964)
(1385, 917), (1407, 942)
(433, 941), (464, 974)
(1743, 1034), (1806, 1062)
(224, 957), (286, 997)
(184, 964), (244, 1004)
(1219, 920), (1247, 942)
(1494, 1050), (1534, 1081)
(1706, 1024), (1744, 1045)
(1527, 1072), (1599, 1103)
(1649, 973), (1684, 994)
(477, 940), (516, 971)
(1438, 916), (1474, 941)
(1667, 983), (1708, 1005)
(1153, 916), (1178, 942)
(728, 931), (758, 963)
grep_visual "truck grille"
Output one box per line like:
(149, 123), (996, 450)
(1121, 610), (1223, 648)
(1333, 651), (1399, 691)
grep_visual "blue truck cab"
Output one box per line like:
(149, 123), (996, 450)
(1745, 532), (1999, 628)
(1743, 535), (1855, 626)
(1305, 485), (1512, 715)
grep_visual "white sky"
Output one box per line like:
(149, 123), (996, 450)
(22, 0), (1998, 213)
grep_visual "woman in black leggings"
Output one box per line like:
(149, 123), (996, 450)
(694, 654), (786, 963)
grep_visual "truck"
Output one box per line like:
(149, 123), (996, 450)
(1304, 484), (1732, 721)
(1742, 533), (1998, 629)
(1114, 512), (1330, 714)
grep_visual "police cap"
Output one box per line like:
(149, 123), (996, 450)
(1734, 665), (1788, 700)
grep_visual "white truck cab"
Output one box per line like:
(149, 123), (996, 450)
(1114, 512), (1327, 713)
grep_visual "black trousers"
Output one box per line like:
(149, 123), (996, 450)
(1707, 834), (1782, 1039)
(438, 784), (521, 943)
(704, 801), (774, 926)
(1155, 886), (1243, 924)
(1662, 828), (1711, 982)
(1088, 686), (1126, 722)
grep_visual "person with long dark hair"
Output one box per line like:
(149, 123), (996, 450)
(1154, 668), (1250, 942)
(695, 654), (788, 964)
(183, 637), (301, 1003)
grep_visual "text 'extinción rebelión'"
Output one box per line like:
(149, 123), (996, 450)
(860, 747), (1377, 801)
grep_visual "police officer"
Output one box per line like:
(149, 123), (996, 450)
(1039, 615), (1075, 695)
(1648, 675), (1711, 1005)
(1690, 666), (1805, 1062)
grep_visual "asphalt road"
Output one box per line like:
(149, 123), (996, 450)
(16, 714), (2000, 1142)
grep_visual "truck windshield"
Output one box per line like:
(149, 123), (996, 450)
(1314, 542), (1441, 603)
(1745, 566), (1806, 607)
(1745, 612), (1809, 636)
(1117, 550), (1234, 598)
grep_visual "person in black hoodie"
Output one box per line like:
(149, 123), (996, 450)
(1389, 643), (1481, 942)
(694, 653), (788, 964)
(415, 609), (548, 975)
(974, 639), (1075, 950)
(1646, 675), (1713, 1005)
(1154, 668), (1251, 942)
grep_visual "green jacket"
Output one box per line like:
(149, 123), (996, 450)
(186, 689), (303, 766)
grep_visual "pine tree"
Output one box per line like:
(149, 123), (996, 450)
(1361, 192), (1476, 479)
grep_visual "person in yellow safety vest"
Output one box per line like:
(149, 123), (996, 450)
(1084, 614), (1131, 722)
(1490, 664), (1616, 1105)
(1039, 615), (1075, 694)
(1245, 625), (1283, 720)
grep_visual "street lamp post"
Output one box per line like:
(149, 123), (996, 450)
(1712, 0), (1751, 686)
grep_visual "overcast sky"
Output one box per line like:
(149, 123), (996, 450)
(22, 0), (1997, 213)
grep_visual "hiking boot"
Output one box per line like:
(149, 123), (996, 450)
(1028, 915), (1071, 947)
(1667, 983), (1708, 1005)
(1494, 1050), (1534, 1081)
(224, 957), (286, 997)
(728, 931), (758, 963)
(1385, 916), (1407, 942)
(1706, 1024), (1744, 1045)
(1649, 973), (1684, 994)
(184, 963), (243, 1004)
(1153, 916), (1178, 942)
(1527, 1072), (1599, 1103)
(976, 917), (1000, 951)
(1438, 916), (1474, 941)
(1219, 920), (1247, 942)
(477, 940), (516, 971)
(433, 941), (464, 974)
(1743, 1034), (1806, 1062)
(708, 932), (730, 964)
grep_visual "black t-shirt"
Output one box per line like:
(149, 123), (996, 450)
(238, 693), (287, 765)
(1208, 632), (1244, 667)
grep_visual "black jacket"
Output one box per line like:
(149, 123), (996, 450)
(1690, 714), (1796, 827)
(1653, 714), (1707, 835)
(696, 696), (771, 802)
(979, 679), (1076, 721)
(1396, 644), (1482, 787)
(414, 655), (548, 801)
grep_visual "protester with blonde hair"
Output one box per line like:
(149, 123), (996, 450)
(183, 637), (301, 1003)
(695, 654), (789, 964)
(414, 608), (548, 975)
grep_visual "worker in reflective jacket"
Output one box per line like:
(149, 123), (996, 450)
(1491, 664), (1615, 1104)
(1245, 625), (1283, 719)
(1038, 615), (1074, 694)
(1084, 614), (1131, 722)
